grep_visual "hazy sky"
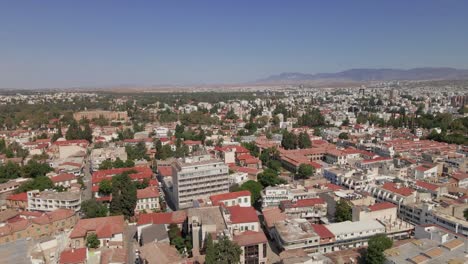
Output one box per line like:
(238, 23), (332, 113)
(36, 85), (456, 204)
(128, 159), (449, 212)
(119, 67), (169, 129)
(1, 0), (468, 89)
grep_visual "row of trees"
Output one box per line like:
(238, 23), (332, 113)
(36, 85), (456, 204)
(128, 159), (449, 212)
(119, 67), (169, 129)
(98, 157), (135, 170)
(281, 131), (312, 150)
(65, 120), (93, 142)
(0, 160), (53, 183)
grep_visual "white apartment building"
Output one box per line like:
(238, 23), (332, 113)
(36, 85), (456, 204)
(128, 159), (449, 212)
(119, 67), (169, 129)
(27, 190), (81, 212)
(261, 184), (318, 208)
(172, 154), (229, 209)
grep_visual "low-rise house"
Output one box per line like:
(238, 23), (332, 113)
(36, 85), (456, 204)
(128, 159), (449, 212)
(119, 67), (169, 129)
(352, 202), (397, 222)
(135, 186), (160, 213)
(59, 248), (88, 264)
(0, 209), (77, 245)
(6, 192), (28, 210)
(224, 206), (260, 233)
(209, 190), (251, 207)
(414, 163), (438, 179)
(50, 173), (78, 188)
(69, 215), (125, 249)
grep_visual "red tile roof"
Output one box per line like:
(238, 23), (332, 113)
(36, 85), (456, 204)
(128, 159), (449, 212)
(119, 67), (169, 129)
(368, 202), (397, 212)
(210, 190), (251, 206)
(226, 206), (258, 224)
(262, 208), (287, 229)
(415, 164), (437, 172)
(50, 173), (76, 183)
(7, 192), (28, 201)
(415, 180), (440, 191)
(280, 198), (326, 209)
(233, 231), (267, 247)
(70, 215), (125, 239)
(158, 166), (173, 177)
(325, 183), (343, 191)
(452, 172), (468, 181)
(382, 182), (415, 197)
(137, 211), (187, 226)
(92, 167), (153, 185)
(59, 248), (87, 264)
(137, 186), (160, 199)
(361, 156), (392, 164)
(311, 224), (335, 240)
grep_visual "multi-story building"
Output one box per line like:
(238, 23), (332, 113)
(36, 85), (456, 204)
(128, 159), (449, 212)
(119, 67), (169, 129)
(279, 198), (327, 222)
(27, 190), (81, 212)
(261, 184), (318, 208)
(73, 110), (128, 122)
(172, 154), (229, 210)
(233, 231), (268, 264)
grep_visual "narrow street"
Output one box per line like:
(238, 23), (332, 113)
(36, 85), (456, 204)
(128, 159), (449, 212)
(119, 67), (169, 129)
(82, 159), (92, 201)
(126, 224), (137, 264)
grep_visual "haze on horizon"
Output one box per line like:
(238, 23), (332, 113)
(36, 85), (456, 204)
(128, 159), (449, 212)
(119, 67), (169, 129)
(1, 0), (468, 89)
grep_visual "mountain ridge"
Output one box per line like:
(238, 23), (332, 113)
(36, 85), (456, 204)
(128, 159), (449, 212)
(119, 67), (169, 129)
(257, 67), (468, 83)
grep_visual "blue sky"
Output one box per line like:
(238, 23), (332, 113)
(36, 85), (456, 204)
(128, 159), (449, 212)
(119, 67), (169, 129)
(1, 0), (467, 88)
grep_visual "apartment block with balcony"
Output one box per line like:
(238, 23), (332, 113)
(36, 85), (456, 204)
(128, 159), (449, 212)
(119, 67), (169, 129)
(27, 190), (81, 212)
(172, 154), (229, 210)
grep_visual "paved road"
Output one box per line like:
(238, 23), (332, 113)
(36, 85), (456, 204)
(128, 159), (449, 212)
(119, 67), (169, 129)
(82, 160), (92, 201)
(126, 224), (137, 264)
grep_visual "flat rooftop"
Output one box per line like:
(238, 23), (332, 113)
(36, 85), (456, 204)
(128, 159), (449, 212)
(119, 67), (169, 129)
(385, 238), (467, 264)
(274, 219), (319, 242)
(327, 220), (385, 236)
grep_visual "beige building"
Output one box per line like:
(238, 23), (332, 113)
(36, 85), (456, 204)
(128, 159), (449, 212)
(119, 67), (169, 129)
(27, 190), (81, 212)
(172, 154), (229, 209)
(73, 110), (128, 122)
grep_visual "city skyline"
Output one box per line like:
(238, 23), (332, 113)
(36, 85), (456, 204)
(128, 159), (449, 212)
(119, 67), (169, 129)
(1, 0), (468, 88)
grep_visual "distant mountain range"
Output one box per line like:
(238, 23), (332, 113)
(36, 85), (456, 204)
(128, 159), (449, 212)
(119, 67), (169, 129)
(257, 67), (468, 83)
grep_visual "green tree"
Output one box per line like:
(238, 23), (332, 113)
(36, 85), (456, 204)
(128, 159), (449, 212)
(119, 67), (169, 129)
(298, 132), (312, 149)
(464, 208), (468, 221)
(126, 142), (149, 160)
(99, 160), (113, 170)
(225, 109), (238, 120)
(15, 176), (54, 193)
(281, 130), (297, 150)
(86, 233), (100, 248)
(0, 161), (22, 181)
(335, 199), (352, 222)
(364, 234), (393, 264)
(113, 157), (125, 168)
(266, 160), (282, 172)
(297, 164), (315, 179)
(239, 180), (262, 207)
(205, 236), (242, 264)
(338, 132), (349, 140)
(21, 160), (53, 178)
(258, 168), (286, 188)
(99, 179), (112, 195)
(81, 199), (108, 218)
(109, 173), (137, 219)
(82, 123), (93, 142)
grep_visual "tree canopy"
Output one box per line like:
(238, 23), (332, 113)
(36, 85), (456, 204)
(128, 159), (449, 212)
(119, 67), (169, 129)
(81, 199), (108, 218)
(335, 199), (352, 222)
(205, 236), (242, 264)
(109, 172), (137, 219)
(364, 234), (393, 264)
